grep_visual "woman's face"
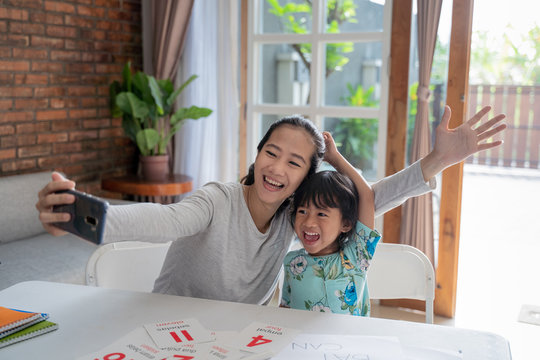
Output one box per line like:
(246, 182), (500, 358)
(252, 125), (316, 209)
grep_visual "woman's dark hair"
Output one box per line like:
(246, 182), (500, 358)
(241, 115), (325, 211)
(289, 170), (359, 249)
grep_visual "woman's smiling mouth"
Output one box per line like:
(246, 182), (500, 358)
(263, 176), (284, 190)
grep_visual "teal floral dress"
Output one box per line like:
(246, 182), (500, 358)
(281, 221), (381, 316)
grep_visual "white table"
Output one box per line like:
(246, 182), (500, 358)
(0, 281), (511, 359)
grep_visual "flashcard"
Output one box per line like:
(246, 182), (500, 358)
(144, 318), (215, 349)
(237, 351), (274, 360)
(161, 342), (213, 359)
(271, 334), (405, 360)
(206, 342), (252, 360)
(76, 327), (171, 360)
(161, 332), (218, 352)
(223, 321), (300, 355)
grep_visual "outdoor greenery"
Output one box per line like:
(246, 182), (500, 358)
(267, 0), (377, 168)
(431, 24), (540, 86)
(267, 0), (357, 77)
(332, 83), (379, 170)
(469, 24), (540, 85)
(109, 63), (212, 157)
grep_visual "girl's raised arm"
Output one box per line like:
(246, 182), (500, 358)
(322, 132), (375, 228)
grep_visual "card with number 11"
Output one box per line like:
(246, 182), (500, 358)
(144, 318), (215, 349)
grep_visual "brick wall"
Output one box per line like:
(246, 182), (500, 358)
(0, 0), (142, 195)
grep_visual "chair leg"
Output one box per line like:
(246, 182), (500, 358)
(426, 300), (434, 324)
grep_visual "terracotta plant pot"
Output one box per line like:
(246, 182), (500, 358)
(140, 155), (169, 181)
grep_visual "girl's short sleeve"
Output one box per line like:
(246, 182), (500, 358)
(343, 221), (381, 271)
(354, 221), (381, 258)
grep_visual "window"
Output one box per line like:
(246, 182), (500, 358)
(246, 0), (392, 181)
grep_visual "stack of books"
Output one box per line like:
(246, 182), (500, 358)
(0, 306), (58, 348)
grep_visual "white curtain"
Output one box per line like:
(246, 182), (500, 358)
(173, 0), (240, 190)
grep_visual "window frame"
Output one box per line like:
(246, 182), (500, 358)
(245, 0), (393, 182)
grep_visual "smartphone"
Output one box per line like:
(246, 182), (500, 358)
(52, 189), (109, 244)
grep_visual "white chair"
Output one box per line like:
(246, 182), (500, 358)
(86, 241), (281, 305)
(367, 243), (435, 323)
(86, 241), (171, 292)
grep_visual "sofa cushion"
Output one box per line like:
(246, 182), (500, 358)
(0, 171), (54, 244)
(0, 232), (98, 290)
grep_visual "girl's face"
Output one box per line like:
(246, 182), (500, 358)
(294, 202), (351, 256)
(252, 125), (315, 209)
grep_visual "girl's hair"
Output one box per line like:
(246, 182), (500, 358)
(290, 170), (359, 249)
(241, 115), (325, 211)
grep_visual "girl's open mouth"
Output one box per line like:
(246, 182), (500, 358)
(303, 231), (320, 243)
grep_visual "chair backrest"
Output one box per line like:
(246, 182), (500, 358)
(86, 241), (279, 305)
(367, 243), (435, 323)
(86, 241), (171, 292)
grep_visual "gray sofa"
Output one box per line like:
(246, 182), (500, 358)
(0, 171), (118, 290)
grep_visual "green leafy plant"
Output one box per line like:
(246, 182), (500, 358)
(109, 62), (212, 156)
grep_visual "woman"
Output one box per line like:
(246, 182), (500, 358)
(36, 105), (505, 304)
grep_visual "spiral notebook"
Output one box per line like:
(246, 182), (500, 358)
(0, 319), (58, 348)
(0, 306), (57, 348)
(0, 306), (49, 338)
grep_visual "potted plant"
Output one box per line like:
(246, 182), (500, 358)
(109, 62), (212, 180)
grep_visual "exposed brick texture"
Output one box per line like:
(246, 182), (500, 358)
(0, 0), (141, 194)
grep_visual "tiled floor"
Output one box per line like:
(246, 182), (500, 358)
(372, 165), (540, 359)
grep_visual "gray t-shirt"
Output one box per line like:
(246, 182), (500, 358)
(104, 160), (434, 304)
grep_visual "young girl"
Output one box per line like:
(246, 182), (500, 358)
(281, 132), (379, 316)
